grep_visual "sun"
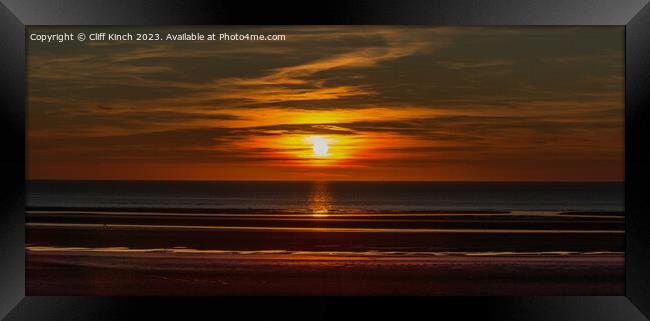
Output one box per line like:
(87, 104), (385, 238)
(310, 136), (329, 157)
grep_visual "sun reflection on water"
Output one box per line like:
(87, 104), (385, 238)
(308, 181), (332, 217)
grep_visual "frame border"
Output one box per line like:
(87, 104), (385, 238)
(1, 0), (649, 320)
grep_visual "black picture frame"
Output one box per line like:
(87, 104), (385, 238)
(1, 0), (649, 320)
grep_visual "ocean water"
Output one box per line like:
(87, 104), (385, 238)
(26, 180), (624, 213)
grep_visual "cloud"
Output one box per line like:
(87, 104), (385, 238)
(26, 26), (624, 180)
(437, 59), (515, 70)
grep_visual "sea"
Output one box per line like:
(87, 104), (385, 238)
(26, 180), (624, 213)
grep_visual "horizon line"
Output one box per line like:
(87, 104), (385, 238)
(25, 178), (625, 183)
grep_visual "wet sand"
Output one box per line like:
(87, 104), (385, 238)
(26, 209), (625, 295)
(26, 210), (624, 253)
(27, 250), (623, 295)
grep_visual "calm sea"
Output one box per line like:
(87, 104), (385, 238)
(26, 180), (624, 213)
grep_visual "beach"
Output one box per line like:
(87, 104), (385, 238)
(27, 249), (623, 296)
(25, 181), (625, 295)
(26, 207), (624, 295)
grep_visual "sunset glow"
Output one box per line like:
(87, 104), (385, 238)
(27, 26), (624, 181)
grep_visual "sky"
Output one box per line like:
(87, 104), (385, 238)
(27, 26), (624, 181)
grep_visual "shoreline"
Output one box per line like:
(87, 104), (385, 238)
(27, 206), (514, 215)
(27, 245), (624, 257)
(26, 206), (624, 216)
(26, 209), (625, 253)
(26, 208), (625, 295)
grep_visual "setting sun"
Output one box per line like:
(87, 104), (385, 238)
(310, 136), (329, 157)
